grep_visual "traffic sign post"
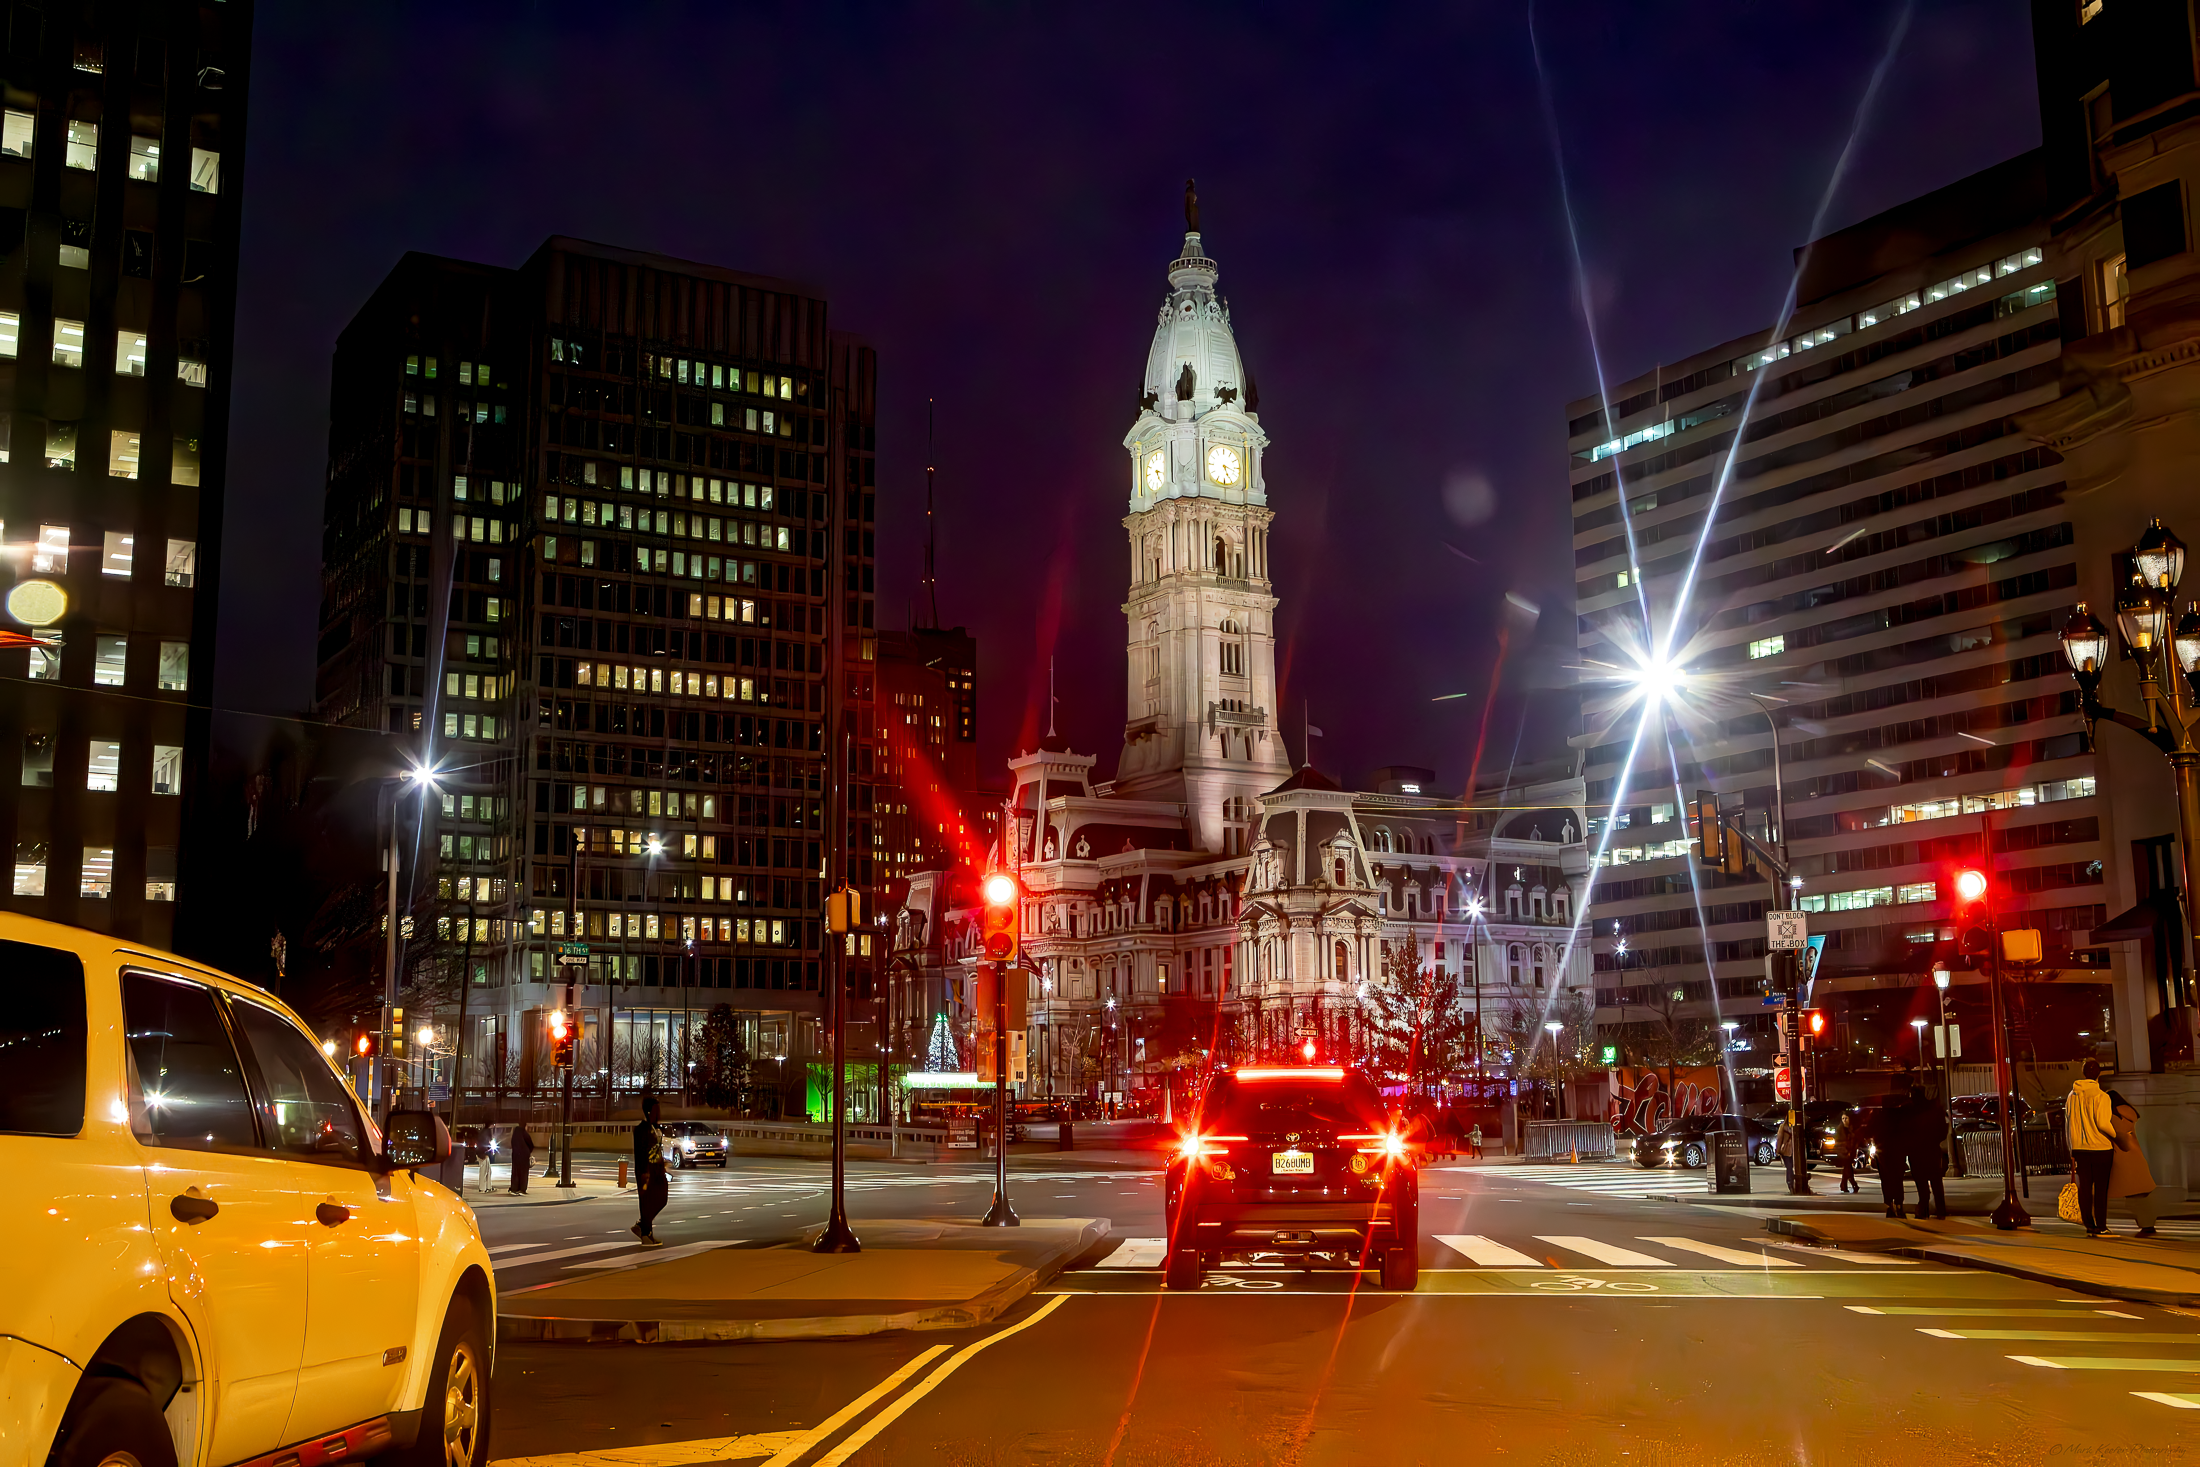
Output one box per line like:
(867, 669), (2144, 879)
(979, 873), (1021, 1227)
(1766, 912), (1809, 950)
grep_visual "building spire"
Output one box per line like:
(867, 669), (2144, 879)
(1048, 656), (1058, 739)
(921, 400), (940, 629)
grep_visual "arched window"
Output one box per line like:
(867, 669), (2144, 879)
(1507, 944), (1525, 986)
(1334, 940), (1349, 982)
(1220, 619), (1243, 676)
(1333, 857), (1347, 885)
(1374, 827), (1393, 853)
(1506, 885), (1523, 917)
(1533, 946), (1548, 988)
(1214, 535), (1227, 570)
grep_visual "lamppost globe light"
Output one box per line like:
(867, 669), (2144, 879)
(321, 1039), (337, 1057)
(416, 1025), (433, 1046)
(2134, 517), (2187, 593)
(1543, 1020), (1563, 1036)
(1720, 1020), (1739, 1031)
(1933, 967), (1951, 990)
(2060, 603), (2111, 682)
(2176, 606), (2200, 678)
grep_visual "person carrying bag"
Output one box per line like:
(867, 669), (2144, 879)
(2064, 1060), (2121, 1237)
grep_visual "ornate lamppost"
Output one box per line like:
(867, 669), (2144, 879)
(2059, 520), (2200, 1044)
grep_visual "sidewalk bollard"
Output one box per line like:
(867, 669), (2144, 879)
(618, 1158), (629, 1189)
(477, 1151), (490, 1193)
(1058, 1121), (1074, 1152)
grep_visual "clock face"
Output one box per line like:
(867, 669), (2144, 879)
(1206, 443), (1243, 487)
(1143, 450), (1166, 492)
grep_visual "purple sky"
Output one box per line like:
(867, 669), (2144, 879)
(221, 1), (2041, 794)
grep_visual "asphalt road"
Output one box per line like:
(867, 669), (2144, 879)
(478, 1157), (2198, 1466)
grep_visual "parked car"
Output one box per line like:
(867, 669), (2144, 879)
(1, 912), (495, 1467)
(1632, 1113), (1779, 1169)
(660, 1119), (730, 1168)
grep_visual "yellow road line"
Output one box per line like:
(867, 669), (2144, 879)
(755, 1343), (953, 1467)
(809, 1295), (1075, 1467)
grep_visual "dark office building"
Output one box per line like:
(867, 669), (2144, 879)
(0, 3), (251, 949)
(873, 624), (980, 885)
(313, 237), (877, 1102)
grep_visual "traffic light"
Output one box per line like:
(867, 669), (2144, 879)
(1806, 1010), (1827, 1040)
(1690, 791), (1723, 868)
(1952, 868), (1993, 967)
(1954, 868), (1988, 904)
(549, 1008), (574, 1068)
(352, 1030), (377, 1059)
(979, 871), (1020, 963)
(824, 886), (861, 933)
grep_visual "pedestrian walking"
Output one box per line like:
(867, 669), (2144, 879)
(632, 1091), (669, 1245)
(1468, 1123), (1484, 1161)
(1832, 1111), (1861, 1194)
(1903, 1084), (1947, 1220)
(507, 1122), (534, 1195)
(1871, 1090), (1911, 1218)
(2065, 1058), (2119, 1237)
(2106, 1088), (2158, 1238)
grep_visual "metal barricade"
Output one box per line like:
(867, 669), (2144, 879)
(1959, 1125), (2070, 1177)
(1523, 1120), (1617, 1160)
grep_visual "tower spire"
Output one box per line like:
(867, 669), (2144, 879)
(921, 400), (940, 629)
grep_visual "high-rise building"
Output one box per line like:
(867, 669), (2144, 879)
(313, 237), (876, 1109)
(1570, 155), (2117, 1067)
(0, 4), (251, 948)
(873, 624), (979, 884)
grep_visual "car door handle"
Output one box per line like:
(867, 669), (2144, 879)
(170, 1193), (219, 1225)
(316, 1201), (352, 1228)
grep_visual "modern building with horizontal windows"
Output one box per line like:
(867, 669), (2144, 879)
(1569, 153), (2122, 1077)
(0, 3), (249, 950)
(313, 237), (878, 1115)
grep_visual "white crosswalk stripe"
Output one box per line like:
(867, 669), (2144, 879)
(1097, 1238), (1168, 1269)
(1468, 1162), (1742, 1201)
(1435, 1234), (1543, 1267)
(1533, 1235), (1673, 1267)
(1638, 1235), (1801, 1267)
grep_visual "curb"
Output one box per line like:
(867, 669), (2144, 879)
(1765, 1216), (2200, 1307)
(496, 1220), (1107, 1345)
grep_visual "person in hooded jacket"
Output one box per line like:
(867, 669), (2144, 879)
(507, 1121), (534, 1195)
(2065, 1058), (2119, 1237)
(1871, 1090), (1912, 1218)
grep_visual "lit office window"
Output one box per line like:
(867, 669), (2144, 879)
(27, 638), (61, 681)
(85, 741), (120, 791)
(63, 120), (95, 170)
(177, 357), (207, 387)
(79, 847), (112, 898)
(116, 331), (146, 375)
(0, 312), (17, 358)
(1748, 635), (1785, 660)
(52, 318), (83, 368)
(101, 531), (132, 576)
(32, 524), (68, 573)
(108, 431), (140, 479)
(93, 636), (127, 687)
(189, 146), (218, 193)
(13, 842), (46, 897)
(127, 135), (159, 181)
(21, 731), (54, 784)
(164, 539), (196, 587)
(157, 641), (188, 690)
(58, 220), (87, 269)
(151, 745), (182, 795)
(171, 436), (200, 486)
(1, 110), (31, 159)
(45, 424), (75, 468)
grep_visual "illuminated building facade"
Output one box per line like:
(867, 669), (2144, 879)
(0, 4), (250, 949)
(1571, 155), (2120, 1067)
(314, 237), (878, 1109)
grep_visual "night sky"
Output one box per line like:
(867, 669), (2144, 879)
(221, 2), (2040, 797)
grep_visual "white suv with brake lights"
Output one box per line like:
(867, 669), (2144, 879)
(0, 915), (495, 1467)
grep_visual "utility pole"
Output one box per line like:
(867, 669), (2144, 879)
(815, 370), (860, 1255)
(382, 787), (402, 1118)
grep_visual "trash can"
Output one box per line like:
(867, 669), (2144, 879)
(1708, 1131), (1750, 1194)
(1058, 1121), (1075, 1151)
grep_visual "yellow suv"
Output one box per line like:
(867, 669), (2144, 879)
(0, 915), (494, 1467)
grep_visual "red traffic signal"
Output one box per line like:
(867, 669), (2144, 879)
(352, 1031), (376, 1058)
(1953, 868), (1988, 904)
(979, 872), (1021, 963)
(548, 1008), (574, 1067)
(1806, 1010), (1827, 1038)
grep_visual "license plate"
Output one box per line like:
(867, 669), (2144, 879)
(1271, 1150), (1314, 1175)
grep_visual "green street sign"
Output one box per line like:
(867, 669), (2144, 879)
(556, 942), (590, 957)
(1599, 1044), (1619, 1066)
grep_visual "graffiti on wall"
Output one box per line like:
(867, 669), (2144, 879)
(1606, 1069), (1723, 1136)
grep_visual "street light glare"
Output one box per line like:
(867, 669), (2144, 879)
(1629, 655), (1688, 704)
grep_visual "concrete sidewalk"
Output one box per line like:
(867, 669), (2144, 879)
(496, 1216), (1109, 1344)
(1766, 1211), (2200, 1306)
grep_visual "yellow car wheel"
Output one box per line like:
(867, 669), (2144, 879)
(54, 1380), (176, 1467)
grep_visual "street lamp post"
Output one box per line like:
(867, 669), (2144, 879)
(379, 760), (441, 1118)
(1933, 966), (1960, 1176)
(2060, 519), (2200, 1054)
(1543, 1019), (1563, 1120)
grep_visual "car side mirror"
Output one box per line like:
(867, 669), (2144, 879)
(383, 1110), (452, 1171)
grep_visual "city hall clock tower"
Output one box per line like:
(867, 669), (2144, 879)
(1115, 183), (1289, 854)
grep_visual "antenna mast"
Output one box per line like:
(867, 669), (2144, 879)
(922, 400), (940, 629)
